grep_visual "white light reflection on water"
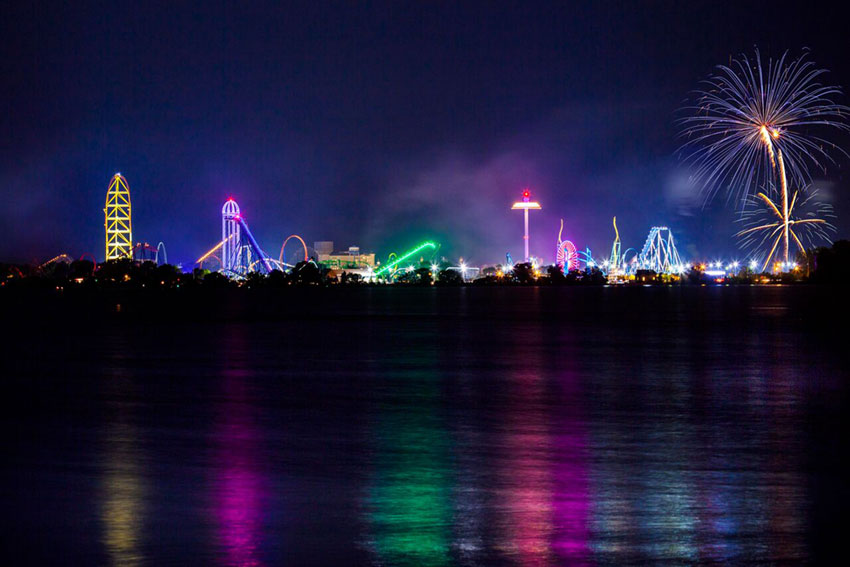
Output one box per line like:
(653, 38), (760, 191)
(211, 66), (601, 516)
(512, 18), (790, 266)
(101, 416), (145, 567)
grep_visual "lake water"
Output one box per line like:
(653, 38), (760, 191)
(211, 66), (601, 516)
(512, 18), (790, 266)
(1, 286), (847, 565)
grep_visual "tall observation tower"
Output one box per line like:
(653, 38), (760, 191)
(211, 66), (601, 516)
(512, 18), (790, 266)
(104, 173), (132, 260)
(511, 188), (541, 262)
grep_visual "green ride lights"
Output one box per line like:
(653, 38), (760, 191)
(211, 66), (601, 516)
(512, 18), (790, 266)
(374, 241), (437, 277)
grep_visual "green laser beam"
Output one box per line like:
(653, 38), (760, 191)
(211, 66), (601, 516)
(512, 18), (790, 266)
(374, 241), (437, 276)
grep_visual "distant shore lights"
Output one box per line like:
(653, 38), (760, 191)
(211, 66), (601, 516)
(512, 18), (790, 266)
(511, 188), (542, 262)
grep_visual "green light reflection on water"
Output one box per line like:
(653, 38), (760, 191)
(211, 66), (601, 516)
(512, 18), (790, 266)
(365, 372), (451, 566)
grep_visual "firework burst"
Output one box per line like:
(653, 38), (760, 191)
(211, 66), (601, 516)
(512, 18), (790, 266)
(736, 187), (835, 271)
(679, 49), (849, 207)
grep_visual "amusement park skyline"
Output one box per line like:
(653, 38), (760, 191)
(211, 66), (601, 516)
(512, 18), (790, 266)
(4, 1), (850, 266)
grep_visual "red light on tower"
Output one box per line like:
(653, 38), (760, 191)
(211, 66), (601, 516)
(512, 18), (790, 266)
(511, 188), (542, 262)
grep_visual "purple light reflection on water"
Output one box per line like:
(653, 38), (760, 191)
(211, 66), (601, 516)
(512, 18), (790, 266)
(216, 421), (264, 567)
(551, 356), (590, 563)
(551, 429), (590, 560)
(213, 327), (268, 567)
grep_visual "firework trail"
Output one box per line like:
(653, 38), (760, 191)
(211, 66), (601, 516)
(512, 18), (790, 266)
(679, 49), (849, 207)
(736, 187), (836, 271)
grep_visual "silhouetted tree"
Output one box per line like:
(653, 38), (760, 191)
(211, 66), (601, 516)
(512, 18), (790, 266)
(437, 269), (463, 285)
(395, 267), (432, 285)
(96, 259), (135, 284)
(340, 272), (363, 284)
(70, 260), (95, 279)
(267, 269), (287, 287)
(415, 267), (433, 285)
(290, 260), (322, 285)
(154, 264), (181, 287)
(810, 240), (850, 283)
(202, 271), (231, 288)
(587, 267), (607, 284)
(547, 265), (566, 284)
(512, 262), (533, 284)
(565, 269), (584, 284)
(685, 265), (704, 285)
(244, 271), (266, 288)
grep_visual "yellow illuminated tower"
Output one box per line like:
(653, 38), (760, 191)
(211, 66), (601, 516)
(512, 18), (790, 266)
(104, 173), (133, 260)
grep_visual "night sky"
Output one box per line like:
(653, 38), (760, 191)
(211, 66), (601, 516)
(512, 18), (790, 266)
(3, 1), (850, 266)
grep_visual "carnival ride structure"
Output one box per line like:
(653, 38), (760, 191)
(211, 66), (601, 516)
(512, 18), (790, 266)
(385, 252), (399, 277)
(555, 219), (579, 272)
(577, 247), (596, 269)
(444, 260), (479, 280)
(156, 242), (167, 265)
(218, 198), (275, 275)
(196, 198), (310, 276)
(599, 219), (686, 277)
(511, 188), (542, 262)
(608, 217), (622, 274)
(374, 241), (438, 279)
(635, 226), (684, 274)
(39, 253), (98, 270)
(220, 199), (271, 274)
(104, 173), (133, 261)
(279, 235), (309, 268)
(39, 254), (75, 270)
(130, 242), (168, 265)
(621, 248), (638, 271)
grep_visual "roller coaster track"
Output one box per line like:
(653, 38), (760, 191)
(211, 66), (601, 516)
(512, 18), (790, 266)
(374, 241), (437, 277)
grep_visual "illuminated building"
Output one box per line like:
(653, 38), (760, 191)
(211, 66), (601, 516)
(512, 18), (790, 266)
(511, 188), (542, 262)
(316, 242), (377, 270)
(104, 173), (132, 260)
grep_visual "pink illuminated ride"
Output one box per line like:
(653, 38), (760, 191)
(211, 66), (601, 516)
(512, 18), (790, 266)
(556, 219), (579, 272)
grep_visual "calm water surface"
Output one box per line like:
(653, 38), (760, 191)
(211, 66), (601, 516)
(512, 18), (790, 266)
(1, 286), (847, 565)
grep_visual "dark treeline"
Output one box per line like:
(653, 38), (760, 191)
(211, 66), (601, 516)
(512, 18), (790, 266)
(0, 259), (610, 290)
(806, 240), (850, 283)
(2, 241), (849, 295)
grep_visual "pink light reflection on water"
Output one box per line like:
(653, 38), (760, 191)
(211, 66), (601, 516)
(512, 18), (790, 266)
(551, 367), (591, 564)
(216, 421), (264, 567)
(551, 429), (590, 562)
(501, 423), (553, 563)
(496, 341), (554, 564)
(214, 326), (267, 567)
